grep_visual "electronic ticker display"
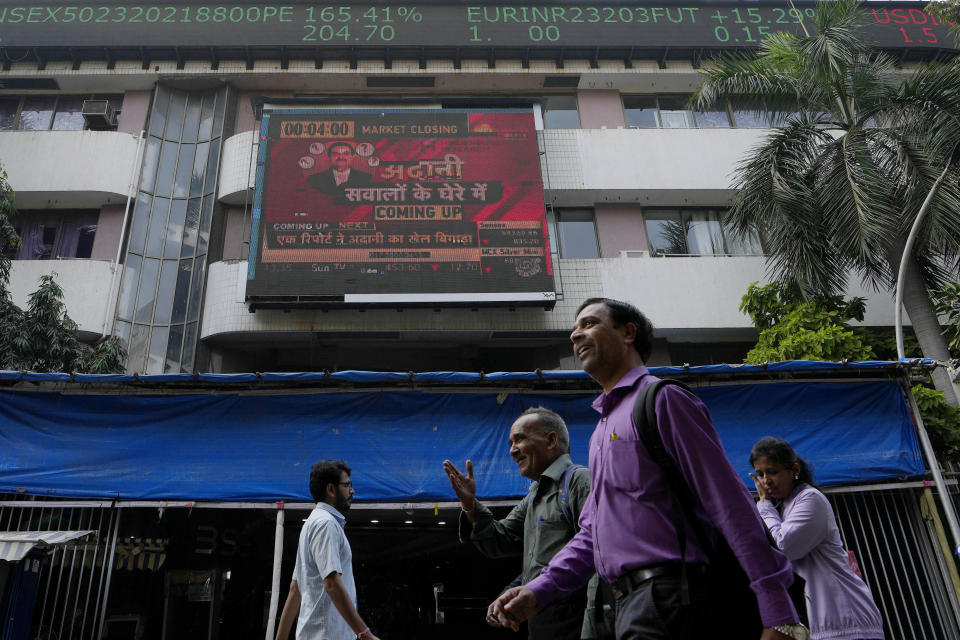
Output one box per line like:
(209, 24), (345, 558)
(246, 109), (555, 306)
(0, 2), (953, 51)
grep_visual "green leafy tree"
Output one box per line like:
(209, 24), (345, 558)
(932, 281), (960, 354)
(0, 169), (126, 373)
(740, 281), (874, 363)
(696, 0), (960, 404)
(912, 385), (960, 463)
(740, 281), (960, 461)
(925, 1), (960, 35)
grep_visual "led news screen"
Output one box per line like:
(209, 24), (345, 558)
(246, 109), (555, 306)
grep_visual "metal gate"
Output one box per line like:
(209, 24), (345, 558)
(0, 498), (119, 640)
(829, 487), (960, 640)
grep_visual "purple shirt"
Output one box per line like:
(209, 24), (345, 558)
(526, 366), (798, 628)
(759, 484), (883, 640)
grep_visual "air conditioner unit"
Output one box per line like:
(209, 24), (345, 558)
(81, 99), (117, 130)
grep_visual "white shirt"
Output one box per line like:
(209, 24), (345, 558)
(332, 169), (350, 185)
(293, 502), (356, 640)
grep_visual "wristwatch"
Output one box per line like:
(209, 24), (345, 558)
(773, 623), (810, 640)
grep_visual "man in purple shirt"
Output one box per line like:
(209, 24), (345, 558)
(491, 298), (807, 640)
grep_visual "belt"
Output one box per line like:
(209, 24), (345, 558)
(609, 563), (706, 601)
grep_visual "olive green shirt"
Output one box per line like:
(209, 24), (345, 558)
(459, 454), (590, 584)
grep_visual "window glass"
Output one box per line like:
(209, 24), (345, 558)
(128, 192), (152, 255)
(165, 199), (186, 259)
(187, 257), (205, 322)
(694, 108), (731, 128)
(153, 260), (179, 324)
(556, 208), (599, 258)
(18, 96), (56, 130)
(657, 96), (695, 129)
(139, 137), (162, 193)
(134, 257), (160, 323)
(198, 92), (215, 141)
(174, 144), (195, 198)
(197, 196), (214, 256)
(149, 87), (170, 138)
(181, 322), (198, 371)
(145, 197), (170, 258)
(18, 216), (59, 259)
(116, 254), (142, 322)
(165, 324), (184, 372)
(165, 90), (187, 141)
(683, 209), (724, 255)
(127, 324), (150, 374)
(724, 226), (764, 255)
(644, 210), (687, 255)
(623, 95), (659, 128)
(203, 139), (221, 194)
(645, 208), (764, 255)
(155, 140), (179, 198)
(57, 212), (98, 258)
(211, 89), (226, 137)
(181, 93), (202, 143)
(113, 320), (131, 350)
(172, 258), (193, 324)
(52, 96), (86, 130)
(181, 198), (201, 258)
(732, 107), (769, 128)
(190, 142), (209, 197)
(0, 97), (19, 129)
(543, 96), (579, 129)
(147, 326), (169, 374)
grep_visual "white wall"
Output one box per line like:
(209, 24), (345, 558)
(201, 255), (902, 340)
(0, 131), (140, 209)
(8, 260), (117, 338)
(598, 254), (899, 333)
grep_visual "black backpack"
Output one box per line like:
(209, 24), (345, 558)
(632, 378), (805, 635)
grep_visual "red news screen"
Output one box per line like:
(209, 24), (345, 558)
(246, 109), (555, 305)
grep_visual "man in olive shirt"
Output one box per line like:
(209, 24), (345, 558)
(443, 407), (603, 640)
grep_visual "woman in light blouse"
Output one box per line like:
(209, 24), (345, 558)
(749, 437), (884, 640)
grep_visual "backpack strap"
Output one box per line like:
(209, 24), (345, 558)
(557, 463), (585, 531)
(632, 378), (709, 606)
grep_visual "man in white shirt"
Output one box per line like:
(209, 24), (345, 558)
(307, 142), (373, 196)
(275, 460), (380, 640)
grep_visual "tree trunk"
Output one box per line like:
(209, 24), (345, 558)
(895, 252), (959, 406)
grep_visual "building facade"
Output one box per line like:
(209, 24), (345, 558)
(1, 0), (950, 375)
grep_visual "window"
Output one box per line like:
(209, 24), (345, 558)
(0, 94), (123, 131)
(624, 95), (732, 129)
(10, 211), (98, 260)
(644, 208), (763, 256)
(542, 96), (580, 129)
(555, 208), (599, 258)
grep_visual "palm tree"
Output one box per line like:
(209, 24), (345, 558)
(695, 0), (960, 404)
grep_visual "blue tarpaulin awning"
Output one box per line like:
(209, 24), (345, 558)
(0, 365), (924, 502)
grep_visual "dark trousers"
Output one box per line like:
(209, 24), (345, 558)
(528, 587), (587, 640)
(613, 573), (712, 640)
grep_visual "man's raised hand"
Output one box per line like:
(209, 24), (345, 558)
(442, 459), (476, 511)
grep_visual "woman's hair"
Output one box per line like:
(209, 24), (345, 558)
(749, 436), (815, 485)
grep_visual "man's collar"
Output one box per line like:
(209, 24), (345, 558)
(591, 365), (650, 411)
(316, 501), (346, 525)
(540, 453), (574, 483)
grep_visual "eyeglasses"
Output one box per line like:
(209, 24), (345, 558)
(338, 481), (353, 488)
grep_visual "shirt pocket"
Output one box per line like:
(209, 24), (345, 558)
(603, 437), (656, 493)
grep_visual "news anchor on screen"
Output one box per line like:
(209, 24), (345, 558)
(308, 141), (373, 196)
